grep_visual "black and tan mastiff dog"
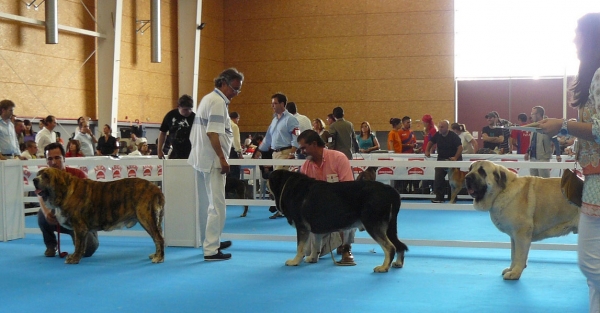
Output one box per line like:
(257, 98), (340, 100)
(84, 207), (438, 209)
(33, 167), (165, 264)
(267, 169), (408, 273)
(465, 160), (579, 280)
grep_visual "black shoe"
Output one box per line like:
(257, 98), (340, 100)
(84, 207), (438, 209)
(431, 199), (444, 203)
(204, 251), (232, 261)
(268, 206), (277, 213)
(269, 211), (284, 219)
(219, 241), (232, 250)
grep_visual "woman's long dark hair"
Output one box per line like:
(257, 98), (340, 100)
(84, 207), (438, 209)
(571, 13), (600, 108)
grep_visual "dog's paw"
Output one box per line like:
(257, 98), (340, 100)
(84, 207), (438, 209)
(149, 253), (164, 263)
(285, 259), (301, 266)
(502, 267), (511, 275)
(65, 255), (80, 264)
(373, 265), (390, 273)
(391, 261), (403, 268)
(305, 256), (318, 263)
(502, 269), (522, 280)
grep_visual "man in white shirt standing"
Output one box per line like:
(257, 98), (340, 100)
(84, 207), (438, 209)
(0, 99), (21, 160)
(286, 102), (312, 132)
(188, 68), (244, 261)
(35, 115), (57, 157)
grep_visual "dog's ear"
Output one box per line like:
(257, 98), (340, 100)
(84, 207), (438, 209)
(493, 168), (507, 190)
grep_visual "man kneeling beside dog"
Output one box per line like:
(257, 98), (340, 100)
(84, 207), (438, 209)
(296, 130), (357, 265)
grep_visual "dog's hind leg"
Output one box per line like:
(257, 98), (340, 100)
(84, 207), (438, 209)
(304, 233), (325, 263)
(240, 206), (249, 217)
(386, 211), (408, 269)
(286, 228), (309, 266)
(137, 197), (165, 263)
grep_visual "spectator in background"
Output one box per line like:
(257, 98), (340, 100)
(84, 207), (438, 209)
(38, 119), (45, 132)
(228, 111), (242, 179)
(73, 120), (97, 157)
(510, 113), (531, 154)
(95, 124), (118, 156)
(73, 116), (85, 138)
(425, 120), (463, 204)
(127, 133), (147, 153)
(14, 119), (25, 151)
(20, 140), (38, 160)
(286, 102), (312, 133)
(357, 121), (379, 154)
(129, 142), (150, 156)
(326, 114), (336, 126)
(398, 116), (417, 153)
(388, 118), (403, 153)
(0, 100), (20, 159)
(495, 112), (513, 153)
(65, 139), (84, 157)
(158, 94), (195, 159)
(312, 118), (330, 144)
(451, 123), (478, 154)
(422, 114), (438, 154)
(35, 115), (57, 158)
(243, 134), (253, 149)
(328, 106), (356, 159)
(524, 106), (561, 177)
(481, 111), (504, 152)
(23, 119), (36, 145)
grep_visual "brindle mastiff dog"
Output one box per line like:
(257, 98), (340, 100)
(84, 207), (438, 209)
(268, 170), (408, 273)
(465, 160), (579, 280)
(33, 167), (165, 264)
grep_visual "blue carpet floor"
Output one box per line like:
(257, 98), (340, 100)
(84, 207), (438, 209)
(3, 202), (587, 313)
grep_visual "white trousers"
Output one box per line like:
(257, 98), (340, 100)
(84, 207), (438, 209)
(196, 168), (227, 257)
(529, 158), (550, 178)
(579, 213), (600, 313)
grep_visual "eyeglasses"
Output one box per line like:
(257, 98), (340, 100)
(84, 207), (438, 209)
(227, 82), (242, 94)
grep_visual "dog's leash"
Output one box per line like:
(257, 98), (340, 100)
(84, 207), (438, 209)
(56, 224), (68, 258)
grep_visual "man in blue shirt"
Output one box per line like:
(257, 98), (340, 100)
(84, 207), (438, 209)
(253, 93), (300, 218)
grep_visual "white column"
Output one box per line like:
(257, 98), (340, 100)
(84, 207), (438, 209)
(177, 0), (203, 103)
(96, 0), (123, 136)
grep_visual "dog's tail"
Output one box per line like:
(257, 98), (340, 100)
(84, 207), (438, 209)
(387, 195), (408, 253)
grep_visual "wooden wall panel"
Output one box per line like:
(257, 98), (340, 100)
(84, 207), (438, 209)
(197, 0), (225, 101)
(0, 0), (97, 120)
(222, 0), (455, 132)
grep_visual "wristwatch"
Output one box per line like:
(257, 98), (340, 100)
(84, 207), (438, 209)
(559, 119), (569, 136)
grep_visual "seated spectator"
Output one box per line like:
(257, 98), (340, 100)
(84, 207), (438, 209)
(96, 124), (119, 156)
(65, 139), (84, 157)
(451, 123), (478, 154)
(127, 133), (148, 153)
(20, 140), (38, 160)
(129, 142), (151, 156)
(357, 121), (380, 153)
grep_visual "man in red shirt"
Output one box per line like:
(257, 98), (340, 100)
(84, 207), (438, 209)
(37, 142), (99, 258)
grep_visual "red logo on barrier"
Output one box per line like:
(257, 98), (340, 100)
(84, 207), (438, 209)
(157, 165), (162, 176)
(112, 165), (122, 179)
(244, 168), (251, 175)
(80, 166), (88, 174)
(143, 165), (153, 177)
(378, 167), (394, 175)
(95, 165), (107, 180)
(127, 165), (138, 178)
(407, 167), (425, 175)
